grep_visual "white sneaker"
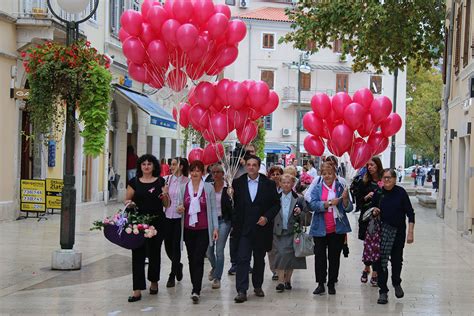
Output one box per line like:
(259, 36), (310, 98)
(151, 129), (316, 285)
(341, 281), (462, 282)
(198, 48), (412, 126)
(208, 269), (214, 281)
(212, 279), (221, 289)
(191, 293), (200, 304)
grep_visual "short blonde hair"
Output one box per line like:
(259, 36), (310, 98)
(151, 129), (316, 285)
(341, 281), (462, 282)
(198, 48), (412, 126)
(283, 165), (297, 177)
(280, 173), (296, 184)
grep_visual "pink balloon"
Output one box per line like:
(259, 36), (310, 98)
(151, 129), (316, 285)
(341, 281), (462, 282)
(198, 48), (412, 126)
(353, 88), (374, 112)
(216, 45), (238, 67)
(147, 40), (169, 67)
(311, 93), (331, 119)
(350, 140), (373, 169)
(195, 82), (216, 109)
(367, 131), (389, 155)
(358, 113), (376, 137)
(169, 48), (188, 69)
(237, 120), (258, 145)
(226, 108), (247, 130)
(226, 19), (247, 45)
(330, 124), (353, 155)
(370, 96), (393, 124)
(140, 23), (155, 47)
(167, 68), (187, 92)
(206, 13), (229, 39)
(148, 69), (165, 89)
(163, 0), (175, 17)
(214, 4), (231, 19)
(206, 65), (223, 76)
(380, 113), (402, 137)
(304, 135), (325, 156)
(216, 79), (231, 105)
(121, 10), (143, 37)
(119, 28), (131, 42)
(186, 62), (205, 81)
(248, 108), (261, 121)
(202, 143), (225, 165)
(192, 0), (215, 25)
(187, 36), (208, 63)
(189, 105), (209, 130)
(227, 81), (248, 109)
(172, 0), (194, 23)
(123, 37), (146, 64)
(176, 23), (199, 52)
(178, 103), (190, 128)
(259, 91), (279, 116)
(128, 63), (150, 83)
(327, 139), (344, 157)
(248, 81), (270, 108)
(147, 5), (168, 34)
(332, 92), (352, 118)
(343, 102), (365, 130)
(303, 111), (325, 137)
(161, 19), (181, 46)
(188, 148), (204, 163)
(209, 112), (229, 141)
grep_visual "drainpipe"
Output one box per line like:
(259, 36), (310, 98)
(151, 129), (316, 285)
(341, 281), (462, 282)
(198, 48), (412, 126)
(247, 21), (252, 79)
(440, 0), (455, 218)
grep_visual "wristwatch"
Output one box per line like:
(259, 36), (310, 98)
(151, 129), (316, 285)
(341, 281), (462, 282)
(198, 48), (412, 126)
(328, 201), (332, 207)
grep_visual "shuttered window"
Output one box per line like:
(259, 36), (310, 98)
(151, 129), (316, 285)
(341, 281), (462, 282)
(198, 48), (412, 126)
(261, 70), (274, 89)
(454, 5), (462, 74)
(463, 0), (471, 68)
(262, 33), (275, 49)
(301, 73), (311, 91)
(336, 74), (349, 93)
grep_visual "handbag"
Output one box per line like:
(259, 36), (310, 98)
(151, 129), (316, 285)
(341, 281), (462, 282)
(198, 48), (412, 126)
(410, 171), (416, 178)
(293, 230), (314, 257)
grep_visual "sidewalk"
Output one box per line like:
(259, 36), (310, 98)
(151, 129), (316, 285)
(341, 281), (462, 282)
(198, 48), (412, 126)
(0, 193), (473, 315)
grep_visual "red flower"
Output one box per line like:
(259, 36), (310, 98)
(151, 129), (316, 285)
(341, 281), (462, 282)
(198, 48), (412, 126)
(85, 41), (91, 47)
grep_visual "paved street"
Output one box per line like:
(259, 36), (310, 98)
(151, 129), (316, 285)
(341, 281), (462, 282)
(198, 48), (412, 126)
(0, 186), (473, 316)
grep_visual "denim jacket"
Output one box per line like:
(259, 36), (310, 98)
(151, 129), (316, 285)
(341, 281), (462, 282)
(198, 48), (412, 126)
(308, 180), (353, 237)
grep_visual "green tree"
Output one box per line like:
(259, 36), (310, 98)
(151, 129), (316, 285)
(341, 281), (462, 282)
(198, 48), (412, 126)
(281, 0), (445, 73)
(406, 61), (442, 161)
(254, 119), (266, 160)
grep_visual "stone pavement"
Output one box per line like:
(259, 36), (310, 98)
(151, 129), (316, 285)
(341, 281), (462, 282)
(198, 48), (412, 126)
(0, 188), (473, 315)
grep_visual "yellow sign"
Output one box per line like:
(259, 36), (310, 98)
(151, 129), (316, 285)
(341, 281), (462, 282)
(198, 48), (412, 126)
(13, 88), (30, 99)
(20, 180), (45, 212)
(46, 178), (63, 210)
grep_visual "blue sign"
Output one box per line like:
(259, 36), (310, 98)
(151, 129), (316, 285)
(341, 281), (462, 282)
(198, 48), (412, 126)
(150, 116), (177, 129)
(48, 140), (56, 167)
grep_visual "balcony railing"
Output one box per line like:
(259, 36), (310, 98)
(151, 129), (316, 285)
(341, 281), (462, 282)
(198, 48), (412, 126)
(281, 86), (358, 105)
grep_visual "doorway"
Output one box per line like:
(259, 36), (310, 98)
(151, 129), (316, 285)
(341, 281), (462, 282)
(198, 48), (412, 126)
(20, 110), (33, 180)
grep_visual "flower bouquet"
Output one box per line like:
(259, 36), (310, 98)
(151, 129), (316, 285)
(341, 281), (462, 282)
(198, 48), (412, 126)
(91, 208), (157, 250)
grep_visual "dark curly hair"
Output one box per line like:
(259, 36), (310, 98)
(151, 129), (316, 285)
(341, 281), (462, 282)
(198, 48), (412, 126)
(136, 154), (161, 178)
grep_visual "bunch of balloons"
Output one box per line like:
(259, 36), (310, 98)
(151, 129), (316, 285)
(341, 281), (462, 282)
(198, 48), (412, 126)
(173, 79), (279, 164)
(119, 0), (247, 92)
(303, 88), (402, 169)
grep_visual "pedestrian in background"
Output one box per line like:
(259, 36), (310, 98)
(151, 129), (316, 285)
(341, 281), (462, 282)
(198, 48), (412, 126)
(160, 158), (170, 177)
(126, 145), (138, 182)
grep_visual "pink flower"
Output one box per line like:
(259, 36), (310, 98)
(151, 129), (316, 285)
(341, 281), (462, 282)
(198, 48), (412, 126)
(294, 238), (300, 244)
(133, 229), (139, 235)
(377, 181), (383, 188)
(143, 224), (149, 229)
(137, 224), (143, 230)
(125, 227), (132, 234)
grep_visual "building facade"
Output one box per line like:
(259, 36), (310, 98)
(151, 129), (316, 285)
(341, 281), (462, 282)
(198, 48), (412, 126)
(440, 0), (474, 239)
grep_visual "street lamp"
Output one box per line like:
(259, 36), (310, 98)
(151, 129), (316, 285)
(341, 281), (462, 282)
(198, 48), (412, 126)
(289, 53), (311, 164)
(47, 0), (99, 270)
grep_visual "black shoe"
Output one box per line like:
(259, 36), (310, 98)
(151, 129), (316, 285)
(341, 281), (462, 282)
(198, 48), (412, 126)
(253, 288), (265, 297)
(128, 295), (142, 302)
(377, 292), (388, 304)
(284, 282), (292, 290)
(313, 283), (325, 295)
(191, 293), (200, 304)
(394, 285), (404, 298)
(176, 263), (183, 282)
(328, 284), (336, 295)
(149, 285), (158, 294)
(272, 272), (279, 281)
(234, 292), (247, 303)
(276, 283), (285, 292)
(166, 276), (175, 288)
(228, 265), (236, 275)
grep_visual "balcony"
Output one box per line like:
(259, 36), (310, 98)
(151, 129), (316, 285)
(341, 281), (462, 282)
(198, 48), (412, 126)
(281, 86), (358, 108)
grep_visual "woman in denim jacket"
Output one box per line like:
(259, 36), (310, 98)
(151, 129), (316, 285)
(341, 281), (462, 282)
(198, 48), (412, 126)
(309, 162), (353, 295)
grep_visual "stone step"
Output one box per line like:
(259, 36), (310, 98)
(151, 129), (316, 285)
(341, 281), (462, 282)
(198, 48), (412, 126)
(417, 196), (437, 208)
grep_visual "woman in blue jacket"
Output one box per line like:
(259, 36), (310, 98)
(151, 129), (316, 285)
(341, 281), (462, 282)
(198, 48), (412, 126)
(309, 161), (353, 295)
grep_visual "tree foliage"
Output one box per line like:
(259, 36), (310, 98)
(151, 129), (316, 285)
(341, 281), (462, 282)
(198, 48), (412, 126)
(281, 0), (445, 73)
(406, 61), (442, 161)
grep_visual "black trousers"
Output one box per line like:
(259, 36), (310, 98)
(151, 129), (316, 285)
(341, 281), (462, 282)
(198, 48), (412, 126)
(229, 229), (239, 266)
(184, 228), (209, 295)
(163, 218), (182, 278)
(131, 233), (164, 291)
(374, 232), (405, 294)
(235, 234), (265, 293)
(313, 233), (345, 285)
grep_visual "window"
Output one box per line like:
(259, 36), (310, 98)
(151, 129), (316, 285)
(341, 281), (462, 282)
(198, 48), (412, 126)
(336, 74), (349, 93)
(454, 5), (462, 74)
(225, 0), (236, 5)
(110, 0), (125, 36)
(263, 114), (272, 130)
(463, 0), (471, 68)
(261, 70), (274, 89)
(300, 72), (311, 91)
(262, 33), (275, 49)
(298, 110), (310, 131)
(333, 39), (342, 53)
(369, 75), (382, 94)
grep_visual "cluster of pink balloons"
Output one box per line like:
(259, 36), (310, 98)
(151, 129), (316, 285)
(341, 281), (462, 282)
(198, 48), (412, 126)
(303, 88), (402, 169)
(120, 0), (247, 92)
(172, 79), (279, 164)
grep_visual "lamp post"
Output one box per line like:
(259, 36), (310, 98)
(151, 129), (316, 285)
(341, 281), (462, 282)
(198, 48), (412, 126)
(47, 0), (99, 270)
(290, 53), (312, 164)
(390, 68), (398, 169)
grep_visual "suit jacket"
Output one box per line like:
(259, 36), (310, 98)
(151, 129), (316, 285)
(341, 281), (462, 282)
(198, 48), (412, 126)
(231, 173), (280, 251)
(273, 192), (308, 236)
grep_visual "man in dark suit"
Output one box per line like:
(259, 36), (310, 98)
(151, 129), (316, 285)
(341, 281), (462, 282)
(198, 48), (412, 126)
(231, 155), (280, 303)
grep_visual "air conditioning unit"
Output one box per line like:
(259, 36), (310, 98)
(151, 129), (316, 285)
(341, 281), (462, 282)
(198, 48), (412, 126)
(239, 0), (249, 8)
(282, 128), (292, 136)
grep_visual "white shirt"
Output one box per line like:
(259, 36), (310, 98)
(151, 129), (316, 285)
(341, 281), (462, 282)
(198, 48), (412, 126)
(304, 175), (347, 202)
(247, 175), (259, 202)
(281, 192), (292, 230)
(308, 167), (318, 178)
(215, 187), (223, 217)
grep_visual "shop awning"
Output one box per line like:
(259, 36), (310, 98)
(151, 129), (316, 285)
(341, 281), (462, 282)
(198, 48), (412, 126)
(265, 143), (292, 154)
(115, 85), (177, 130)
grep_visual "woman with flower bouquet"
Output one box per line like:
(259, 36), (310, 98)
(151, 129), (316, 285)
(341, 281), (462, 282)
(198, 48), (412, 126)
(272, 174), (308, 293)
(125, 154), (170, 302)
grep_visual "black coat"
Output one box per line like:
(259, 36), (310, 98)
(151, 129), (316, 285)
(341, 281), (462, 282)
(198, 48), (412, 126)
(231, 174), (280, 251)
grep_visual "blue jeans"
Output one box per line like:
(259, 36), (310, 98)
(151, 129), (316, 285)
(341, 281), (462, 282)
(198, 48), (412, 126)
(207, 219), (232, 280)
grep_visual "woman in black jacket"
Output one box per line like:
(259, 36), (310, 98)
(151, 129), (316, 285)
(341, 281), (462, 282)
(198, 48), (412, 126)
(206, 163), (233, 289)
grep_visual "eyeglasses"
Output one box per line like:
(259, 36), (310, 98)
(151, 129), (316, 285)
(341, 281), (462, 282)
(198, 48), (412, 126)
(270, 173), (282, 176)
(382, 176), (395, 180)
